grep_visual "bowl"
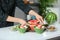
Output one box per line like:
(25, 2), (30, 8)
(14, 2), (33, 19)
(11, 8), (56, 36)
(16, 26), (27, 33)
(34, 27), (44, 34)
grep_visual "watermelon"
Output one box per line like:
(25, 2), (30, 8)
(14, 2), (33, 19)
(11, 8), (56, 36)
(45, 12), (57, 24)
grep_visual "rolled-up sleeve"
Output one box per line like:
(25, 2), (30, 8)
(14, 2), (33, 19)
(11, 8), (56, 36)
(0, 6), (8, 21)
(16, 0), (32, 14)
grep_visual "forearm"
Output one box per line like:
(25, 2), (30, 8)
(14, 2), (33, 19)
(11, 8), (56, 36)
(6, 16), (21, 23)
(29, 10), (39, 16)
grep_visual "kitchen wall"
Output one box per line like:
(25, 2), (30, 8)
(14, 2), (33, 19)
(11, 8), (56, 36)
(14, 7), (27, 25)
(54, 0), (60, 7)
(14, 0), (60, 25)
(54, 0), (60, 23)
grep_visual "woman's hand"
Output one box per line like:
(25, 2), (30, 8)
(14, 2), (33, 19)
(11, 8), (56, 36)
(6, 16), (27, 27)
(35, 14), (44, 24)
(18, 19), (27, 27)
(29, 10), (44, 24)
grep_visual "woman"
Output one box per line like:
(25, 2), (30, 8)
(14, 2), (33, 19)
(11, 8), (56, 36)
(0, 0), (43, 27)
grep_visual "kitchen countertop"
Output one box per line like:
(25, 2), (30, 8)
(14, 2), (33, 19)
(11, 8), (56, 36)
(0, 22), (60, 40)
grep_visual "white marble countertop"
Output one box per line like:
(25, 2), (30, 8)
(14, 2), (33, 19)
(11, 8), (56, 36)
(0, 22), (60, 40)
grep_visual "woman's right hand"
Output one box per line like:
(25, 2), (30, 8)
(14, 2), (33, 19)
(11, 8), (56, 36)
(6, 16), (27, 27)
(18, 19), (27, 27)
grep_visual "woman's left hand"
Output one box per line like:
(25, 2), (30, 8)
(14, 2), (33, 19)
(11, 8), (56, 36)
(29, 10), (44, 24)
(35, 14), (44, 24)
